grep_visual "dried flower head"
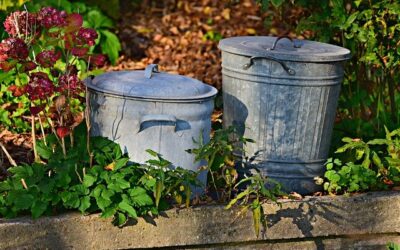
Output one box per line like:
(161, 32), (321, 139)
(0, 38), (29, 60)
(88, 54), (106, 67)
(76, 27), (97, 46)
(26, 72), (54, 100)
(37, 7), (67, 28)
(4, 11), (37, 37)
(36, 50), (61, 68)
(58, 73), (84, 95)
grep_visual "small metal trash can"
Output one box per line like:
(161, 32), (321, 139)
(87, 64), (218, 190)
(219, 36), (351, 194)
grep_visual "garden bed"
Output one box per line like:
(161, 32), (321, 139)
(1, 191), (400, 249)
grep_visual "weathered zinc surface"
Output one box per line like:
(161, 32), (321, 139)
(219, 36), (351, 194)
(1, 191), (400, 249)
(87, 64), (217, 189)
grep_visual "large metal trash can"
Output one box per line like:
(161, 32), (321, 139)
(219, 36), (351, 194)
(87, 64), (218, 190)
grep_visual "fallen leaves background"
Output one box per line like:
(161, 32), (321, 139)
(0, 0), (282, 173)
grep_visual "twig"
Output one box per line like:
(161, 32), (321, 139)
(31, 115), (40, 162)
(38, 114), (47, 146)
(0, 141), (17, 167)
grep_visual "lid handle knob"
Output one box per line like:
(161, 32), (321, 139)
(144, 64), (159, 79)
(270, 36), (301, 50)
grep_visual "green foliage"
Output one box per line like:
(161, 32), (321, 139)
(0, 123), (201, 226)
(258, 0), (400, 143)
(187, 126), (254, 202)
(225, 173), (284, 238)
(188, 127), (283, 237)
(322, 127), (400, 194)
(203, 30), (223, 42)
(387, 242), (400, 250)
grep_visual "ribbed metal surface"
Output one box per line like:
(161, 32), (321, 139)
(221, 48), (346, 194)
(88, 68), (217, 193)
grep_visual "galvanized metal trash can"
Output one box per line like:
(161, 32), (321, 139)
(219, 36), (351, 194)
(87, 64), (218, 189)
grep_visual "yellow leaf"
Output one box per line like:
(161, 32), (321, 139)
(246, 28), (257, 35)
(104, 162), (115, 171)
(222, 8), (231, 20)
(203, 6), (212, 15)
(253, 205), (261, 238)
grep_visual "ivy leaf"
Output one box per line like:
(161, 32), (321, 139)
(118, 201), (137, 219)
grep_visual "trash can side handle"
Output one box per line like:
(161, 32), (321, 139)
(242, 56), (296, 75)
(138, 114), (177, 133)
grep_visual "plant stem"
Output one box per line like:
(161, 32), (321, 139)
(387, 73), (397, 124)
(0, 141), (17, 167)
(209, 151), (220, 201)
(37, 114), (47, 146)
(31, 115), (40, 162)
(85, 85), (93, 167)
(61, 137), (67, 157)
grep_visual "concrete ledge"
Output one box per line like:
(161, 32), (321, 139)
(1, 191), (400, 249)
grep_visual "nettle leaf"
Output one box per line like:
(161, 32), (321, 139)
(12, 192), (34, 210)
(83, 174), (97, 187)
(100, 206), (117, 219)
(118, 201), (137, 219)
(96, 196), (112, 211)
(99, 30), (121, 65)
(130, 187), (153, 206)
(31, 200), (48, 219)
(114, 158), (129, 171)
(115, 178), (130, 190)
(79, 196), (91, 213)
(101, 189), (115, 201)
(86, 10), (114, 29)
(114, 212), (127, 226)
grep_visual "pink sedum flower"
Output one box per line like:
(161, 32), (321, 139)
(37, 7), (67, 28)
(4, 11), (37, 37)
(26, 72), (54, 100)
(36, 50), (61, 68)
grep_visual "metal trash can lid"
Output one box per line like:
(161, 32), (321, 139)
(218, 36), (351, 62)
(86, 64), (218, 101)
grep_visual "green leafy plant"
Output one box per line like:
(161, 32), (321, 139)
(0, 123), (202, 226)
(387, 242), (400, 250)
(188, 127), (284, 237)
(187, 126), (254, 202)
(225, 173), (283, 238)
(321, 127), (400, 194)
